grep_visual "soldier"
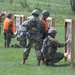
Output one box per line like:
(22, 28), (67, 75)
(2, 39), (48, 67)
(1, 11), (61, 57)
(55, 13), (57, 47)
(15, 20), (28, 48)
(41, 27), (70, 66)
(3, 13), (15, 47)
(21, 9), (46, 65)
(40, 10), (50, 39)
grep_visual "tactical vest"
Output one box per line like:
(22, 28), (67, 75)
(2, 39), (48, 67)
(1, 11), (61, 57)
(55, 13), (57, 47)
(3, 18), (15, 32)
(40, 18), (50, 30)
(28, 19), (43, 39)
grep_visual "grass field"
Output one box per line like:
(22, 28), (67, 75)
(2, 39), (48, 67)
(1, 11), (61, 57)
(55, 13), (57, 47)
(0, 25), (75, 75)
(0, 0), (75, 75)
(0, 0), (75, 25)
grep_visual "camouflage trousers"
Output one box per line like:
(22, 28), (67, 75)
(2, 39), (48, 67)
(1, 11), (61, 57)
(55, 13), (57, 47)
(19, 39), (26, 48)
(44, 52), (64, 64)
(22, 38), (43, 61)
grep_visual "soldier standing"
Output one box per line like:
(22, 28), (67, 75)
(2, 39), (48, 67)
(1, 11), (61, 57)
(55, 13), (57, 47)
(21, 9), (46, 65)
(42, 27), (69, 66)
(3, 13), (15, 47)
(40, 10), (50, 39)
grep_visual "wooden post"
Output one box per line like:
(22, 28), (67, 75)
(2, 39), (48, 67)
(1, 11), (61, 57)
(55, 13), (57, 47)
(21, 15), (25, 23)
(64, 22), (67, 62)
(64, 19), (75, 68)
(14, 15), (25, 32)
(46, 17), (55, 28)
(70, 20), (75, 68)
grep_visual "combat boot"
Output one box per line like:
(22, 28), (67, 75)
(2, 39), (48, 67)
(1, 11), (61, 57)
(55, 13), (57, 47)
(41, 60), (44, 65)
(48, 62), (55, 66)
(37, 60), (40, 66)
(44, 59), (49, 66)
(21, 58), (26, 64)
(4, 42), (6, 47)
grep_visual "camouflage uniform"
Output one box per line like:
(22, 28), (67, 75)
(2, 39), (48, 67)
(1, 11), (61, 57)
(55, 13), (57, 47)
(42, 35), (66, 66)
(22, 17), (46, 65)
(16, 21), (27, 47)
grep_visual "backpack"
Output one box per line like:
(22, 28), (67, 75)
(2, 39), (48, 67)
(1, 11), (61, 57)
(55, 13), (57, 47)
(42, 37), (49, 55)
(16, 21), (27, 41)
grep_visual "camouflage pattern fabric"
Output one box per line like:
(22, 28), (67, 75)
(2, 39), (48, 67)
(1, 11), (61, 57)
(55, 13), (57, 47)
(42, 36), (66, 64)
(16, 21), (27, 47)
(23, 17), (46, 61)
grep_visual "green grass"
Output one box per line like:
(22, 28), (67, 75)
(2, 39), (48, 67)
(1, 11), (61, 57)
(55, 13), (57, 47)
(0, 25), (75, 75)
(0, 0), (75, 25)
(0, 0), (75, 75)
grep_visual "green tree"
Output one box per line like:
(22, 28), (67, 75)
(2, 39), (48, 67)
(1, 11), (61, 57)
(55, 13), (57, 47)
(70, 0), (75, 11)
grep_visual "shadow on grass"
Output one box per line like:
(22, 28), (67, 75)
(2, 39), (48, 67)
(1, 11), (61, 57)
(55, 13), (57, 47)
(22, 63), (70, 67)
(54, 63), (70, 67)
(21, 62), (75, 68)
(55, 62), (75, 67)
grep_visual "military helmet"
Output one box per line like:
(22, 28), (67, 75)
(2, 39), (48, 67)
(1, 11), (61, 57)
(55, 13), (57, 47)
(7, 13), (12, 18)
(32, 9), (40, 16)
(42, 10), (50, 17)
(48, 27), (57, 34)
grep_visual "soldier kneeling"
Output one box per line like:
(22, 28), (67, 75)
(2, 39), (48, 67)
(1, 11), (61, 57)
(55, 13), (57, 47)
(41, 27), (70, 66)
